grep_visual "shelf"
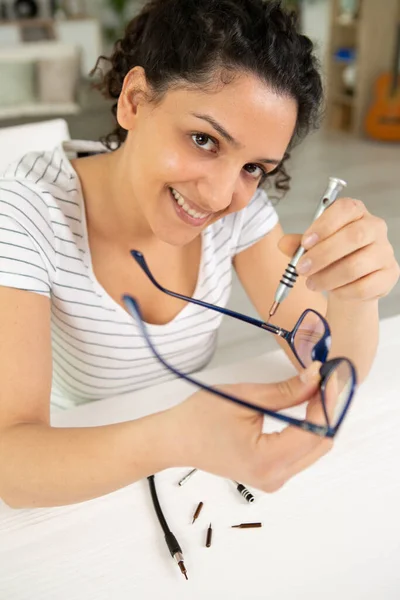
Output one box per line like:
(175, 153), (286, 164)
(334, 19), (359, 29)
(332, 93), (356, 106)
(0, 17), (92, 26)
(0, 102), (80, 120)
(325, 0), (400, 136)
(0, 41), (78, 61)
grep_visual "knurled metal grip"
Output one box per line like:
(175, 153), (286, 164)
(280, 263), (298, 288)
(237, 483), (255, 503)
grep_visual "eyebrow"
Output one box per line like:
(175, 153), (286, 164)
(190, 112), (282, 166)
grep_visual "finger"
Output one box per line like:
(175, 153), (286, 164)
(297, 218), (378, 276)
(330, 266), (399, 302)
(256, 387), (331, 480)
(305, 244), (390, 293)
(262, 384), (327, 468)
(302, 198), (367, 249)
(277, 379), (341, 484)
(242, 362), (321, 412)
(274, 433), (333, 490)
(278, 233), (302, 257)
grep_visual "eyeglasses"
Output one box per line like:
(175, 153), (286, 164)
(123, 250), (357, 438)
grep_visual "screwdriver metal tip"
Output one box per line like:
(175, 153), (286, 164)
(178, 561), (188, 580)
(191, 501), (204, 524)
(269, 300), (279, 318)
(206, 523), (213, 548)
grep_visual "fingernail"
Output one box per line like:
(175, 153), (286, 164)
(302, 233), (319, 249)
(297, 258), (312, 274)
(300, 362), (321, 384)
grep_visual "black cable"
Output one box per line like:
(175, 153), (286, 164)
(147, 475), (188, 580)
(148, 474), (169, 534)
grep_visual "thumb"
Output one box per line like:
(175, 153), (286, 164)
(278, 233), (303, 257)
(261, 362), (322, 411)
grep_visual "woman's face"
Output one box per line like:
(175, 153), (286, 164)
(118, 71), (297, 246)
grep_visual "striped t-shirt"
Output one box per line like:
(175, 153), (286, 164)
(0, 140), (278, 410)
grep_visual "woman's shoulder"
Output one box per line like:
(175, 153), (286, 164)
(209, 188), (277, 234)
(0, 140), (106, 226)
(206, 187), (278, 258)
(0, 139), (105, 194)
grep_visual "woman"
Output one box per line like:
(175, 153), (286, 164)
(0, 0), (397, 508)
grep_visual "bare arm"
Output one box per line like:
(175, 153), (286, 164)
(0, 288), (338, 506)
(234, 223), (379, 381)
(0, 288), (177, 508)
(0, 414), (176, 508)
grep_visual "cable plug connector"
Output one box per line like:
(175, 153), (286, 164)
(165, 531), (188, 580)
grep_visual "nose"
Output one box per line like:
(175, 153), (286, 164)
(196, 161), (244, 213)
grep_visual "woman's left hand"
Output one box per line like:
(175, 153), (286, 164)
(279, 197), (400, 302)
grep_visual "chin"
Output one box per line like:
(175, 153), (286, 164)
(151, 221), (198, 247)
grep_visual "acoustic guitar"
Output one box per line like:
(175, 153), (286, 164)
(364, 19), (400, 141)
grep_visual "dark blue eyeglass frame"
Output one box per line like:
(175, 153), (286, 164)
(124, 250), (357, 438)
(130, 250), (331, 369)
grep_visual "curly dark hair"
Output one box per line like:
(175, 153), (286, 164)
(93, 0), (323, 198)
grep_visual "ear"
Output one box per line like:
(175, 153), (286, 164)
(117, 66), (149, 131)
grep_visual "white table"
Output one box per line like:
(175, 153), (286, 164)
(1, 316), (400, 600)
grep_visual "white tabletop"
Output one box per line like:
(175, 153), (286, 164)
(1, 316), (400, 600)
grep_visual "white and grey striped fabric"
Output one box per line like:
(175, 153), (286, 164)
(0, 141), (278, 410)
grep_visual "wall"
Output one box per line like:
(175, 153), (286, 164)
(84, 0), (144, 26)
(84, 0), (331, 66)
(300, 0), (331, 74)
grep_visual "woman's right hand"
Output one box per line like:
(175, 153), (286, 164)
(165, 363), (334, 493)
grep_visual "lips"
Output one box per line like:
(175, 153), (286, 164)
(169, 188), (211, 227)
(170, 187), (211, 218)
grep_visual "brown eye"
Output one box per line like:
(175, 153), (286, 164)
(244, 163), (266, 180)
(192, 134), (217, 151)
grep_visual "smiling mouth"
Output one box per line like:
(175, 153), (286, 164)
(169, 187), (211, 220)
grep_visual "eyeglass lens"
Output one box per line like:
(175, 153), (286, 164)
(323, 359), (353, 428)
(293, 311), (327, 367)
(300, 359), (353, 430)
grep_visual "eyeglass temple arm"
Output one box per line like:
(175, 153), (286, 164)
(130, 250), (289, 337)
(122, 294), (331, 438)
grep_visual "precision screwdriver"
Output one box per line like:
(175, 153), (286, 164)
(268, 177), (347, 318)
(178, 469), (256, 503)
(232, 481), (255, 503)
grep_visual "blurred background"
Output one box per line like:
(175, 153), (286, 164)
(0, 0), (399, 366)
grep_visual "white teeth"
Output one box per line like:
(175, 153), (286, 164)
(170, 188), (208, 219)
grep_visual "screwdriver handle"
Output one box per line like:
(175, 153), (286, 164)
(236, 483), (255, 504)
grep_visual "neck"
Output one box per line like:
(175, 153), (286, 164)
(73, 145), (156, 250)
